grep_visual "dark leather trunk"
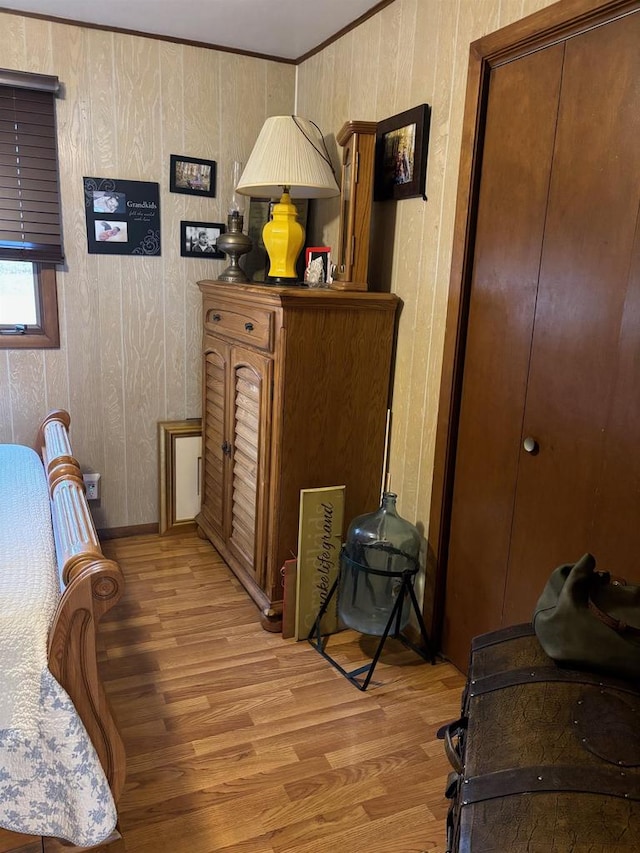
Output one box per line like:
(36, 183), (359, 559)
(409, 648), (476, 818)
(442, 624), (640, 852)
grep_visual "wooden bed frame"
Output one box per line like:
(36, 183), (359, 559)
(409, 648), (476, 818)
(0, 411), (126, 853)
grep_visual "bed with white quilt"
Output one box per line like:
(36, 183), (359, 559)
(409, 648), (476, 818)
(0, 411), (125, 853)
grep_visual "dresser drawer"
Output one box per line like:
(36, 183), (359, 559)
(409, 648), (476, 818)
(203, 301), (274, 351)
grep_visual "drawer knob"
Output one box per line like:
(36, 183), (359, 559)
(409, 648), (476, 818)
(212, 313), (221, 322)
(244, 322), (254, 332)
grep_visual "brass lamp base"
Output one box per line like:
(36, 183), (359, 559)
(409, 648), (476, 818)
(216, 212), (252, 283)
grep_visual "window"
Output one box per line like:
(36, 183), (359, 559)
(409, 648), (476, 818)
(0, 70), (63, 349)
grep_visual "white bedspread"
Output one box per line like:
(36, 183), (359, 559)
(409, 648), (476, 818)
(0, 444), (117, 846)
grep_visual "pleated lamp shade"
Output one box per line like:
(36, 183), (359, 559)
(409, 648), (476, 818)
(236, 116), (339, 199)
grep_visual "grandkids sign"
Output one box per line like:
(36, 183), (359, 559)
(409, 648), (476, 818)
(83, 177), (161, 256)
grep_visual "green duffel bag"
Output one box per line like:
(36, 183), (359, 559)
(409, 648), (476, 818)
(533, 553), (640, 681)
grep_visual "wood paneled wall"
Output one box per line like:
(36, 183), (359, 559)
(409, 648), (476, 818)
(0, 13), (295, 528)
(0, 1), (556, 534)
(296, 0), (555, 540)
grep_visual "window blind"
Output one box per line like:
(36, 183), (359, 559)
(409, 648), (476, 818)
(0, 72), (64, 264)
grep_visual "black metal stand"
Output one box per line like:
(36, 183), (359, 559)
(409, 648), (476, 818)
(308, 559), (436, 691)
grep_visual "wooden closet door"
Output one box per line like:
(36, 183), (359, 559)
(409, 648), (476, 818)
(443, 7), (640, 672)
(441, 45), (564, 669)
(502, 12), (640, 622)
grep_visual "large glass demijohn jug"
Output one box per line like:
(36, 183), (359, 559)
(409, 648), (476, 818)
(337, 492), (421, 636)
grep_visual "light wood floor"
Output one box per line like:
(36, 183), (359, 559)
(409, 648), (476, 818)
(100, 532), (465, 853)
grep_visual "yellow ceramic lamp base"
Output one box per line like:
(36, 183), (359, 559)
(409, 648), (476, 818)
(263, 191), (304, 281)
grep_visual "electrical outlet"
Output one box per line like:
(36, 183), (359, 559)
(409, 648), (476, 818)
(83, 473), (101, 501)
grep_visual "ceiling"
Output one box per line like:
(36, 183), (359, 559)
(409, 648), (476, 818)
(0, 0), (386, 62)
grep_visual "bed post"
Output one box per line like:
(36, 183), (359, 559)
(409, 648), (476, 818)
(36, 410), (127, 804)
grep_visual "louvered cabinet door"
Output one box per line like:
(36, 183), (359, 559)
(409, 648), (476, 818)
(227, 346), (272, 586)
(201, 343), (228, 541)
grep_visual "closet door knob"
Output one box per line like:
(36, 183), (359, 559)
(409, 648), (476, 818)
(523, 436), (539, 454)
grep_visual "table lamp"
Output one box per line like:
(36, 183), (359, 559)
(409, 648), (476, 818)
(236, 116), (339, 284)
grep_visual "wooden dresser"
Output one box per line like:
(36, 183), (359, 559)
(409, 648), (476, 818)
(196, 280), (399, 630)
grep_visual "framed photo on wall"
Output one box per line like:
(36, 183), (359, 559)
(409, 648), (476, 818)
(170, 155), (216, 197)
(374, 104), (431, 201)
(83, 177), (161, 255)
(180, 221), (225, 258)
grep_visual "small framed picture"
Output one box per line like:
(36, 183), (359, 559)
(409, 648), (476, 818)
(92, 190), (126, 215)
(180, 221), (225, 258)
(170, 155), (216, 197)
(94, 219), (128, 243)
(158, 419), (202, 535)
(374, 104), (431, 201)
(304, 246), (331, 286)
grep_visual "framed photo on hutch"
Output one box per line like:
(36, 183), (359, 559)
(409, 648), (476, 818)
(304, 246), (331, 285)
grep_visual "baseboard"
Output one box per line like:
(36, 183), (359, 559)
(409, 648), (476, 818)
(97, 523), (158, 540)
(158, 520), (197, 536)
